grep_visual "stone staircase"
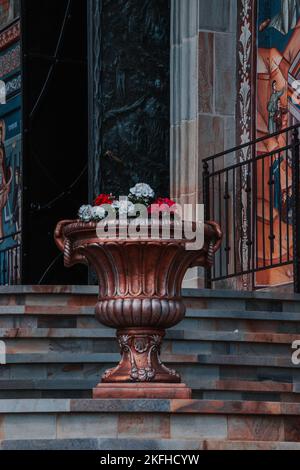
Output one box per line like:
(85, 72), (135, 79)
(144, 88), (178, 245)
(0, 285), (300, 449)
(0, 398), (300, 450)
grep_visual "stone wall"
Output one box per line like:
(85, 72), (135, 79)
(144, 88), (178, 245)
(170, 0), (237, 206)
(170, 0), (237, 287)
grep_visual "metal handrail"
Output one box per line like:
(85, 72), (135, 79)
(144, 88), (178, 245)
(203, 123), (300, 162)
(0, 231), (21, 243)
(0, 231), (22, 285)
(203, 124), (300, 293)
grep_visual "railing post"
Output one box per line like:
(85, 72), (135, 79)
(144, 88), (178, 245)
(203, 160), (212, 289)
(292, 127), (300, 294)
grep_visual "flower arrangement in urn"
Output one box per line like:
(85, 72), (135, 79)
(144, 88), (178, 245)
(78, 183), (177, 222)
(54, 182), (222, 399)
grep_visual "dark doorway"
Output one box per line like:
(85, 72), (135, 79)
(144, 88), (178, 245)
(21, 0), (88, 284)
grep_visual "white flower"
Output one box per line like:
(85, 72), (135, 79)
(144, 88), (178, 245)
(91, 206), (106, 221)
(112, 199), (135, 216)
(129, 183), (155, 199)
(78, 205), (93, 222)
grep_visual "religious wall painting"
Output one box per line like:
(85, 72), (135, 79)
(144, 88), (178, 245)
(0, 40), (20, 101)
(0, 0), (19, 31)
(255, 0), (300, 286)
(0, 97), (21, 283)
(0, 118), (12, 240)
(0, 98), (21, 235)
(0, 1), (21, 282)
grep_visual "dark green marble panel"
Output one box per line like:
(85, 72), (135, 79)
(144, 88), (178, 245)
(89, 0), (170, 199)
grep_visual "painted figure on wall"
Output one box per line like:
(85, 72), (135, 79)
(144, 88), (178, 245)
(0, 0), (20, 30)
(12, 164), (20, 233)
(256, 0), (300, 286)
(260, 0), (300, 34)
(267, 80), (285, 133)
(0, 120), (11, 241)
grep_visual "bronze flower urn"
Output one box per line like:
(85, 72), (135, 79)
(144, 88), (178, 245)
(54, 218), (222, 398)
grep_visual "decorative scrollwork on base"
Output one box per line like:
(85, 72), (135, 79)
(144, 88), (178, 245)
(118, 333), (163, 383)
(101, 329), (181, 384)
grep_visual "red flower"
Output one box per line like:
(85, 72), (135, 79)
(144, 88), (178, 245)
(94, 194), (113, 206)
(156, 197), (176, 207)
(148, 197), (177, 214)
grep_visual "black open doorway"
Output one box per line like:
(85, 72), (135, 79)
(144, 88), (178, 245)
(21, 0), (88, 284)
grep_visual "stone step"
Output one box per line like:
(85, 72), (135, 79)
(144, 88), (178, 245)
(0, 342), (295, 361)
(1, 286), (300, 312)
(0, 286), (299, 402)
(0, 329), (297, 359)
(2, 309), (300, 335)
(1, 327), (299, 343)
(2, 285), (300, 301)
(1, 353), (300, 401)
(0, 378), (298, 392)
(1, 362), (299, 388)
(183, 288), (300, 312)
(6, 438), (300, 450)
(0, 398), (298, 446)
(1, 438), (300, 450)
(0, 378), (299, 402)
(178, 318), (300, 335)
(1, 305), (300, 319)
(0, 352), (297, 367)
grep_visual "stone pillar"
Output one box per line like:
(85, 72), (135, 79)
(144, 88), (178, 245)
(170, 0), (237, 287)
(170, 0), (199, 207)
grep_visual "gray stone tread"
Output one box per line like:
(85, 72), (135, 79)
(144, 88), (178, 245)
(2, 352), (297, 367)
(1, 285), (300, 302)
(0, 398), (299, 415)
(0, 379), (96, 390)
(186, 309), (300, 321)
(0, 327), (298, 344)
(0, 328), (114, 338)
(0, 378), (298, 393)
(182, 288), (300, 301)
(0, 437), (204, 450)
(1, 307), (300, 321)
(2, 438), (300, 450)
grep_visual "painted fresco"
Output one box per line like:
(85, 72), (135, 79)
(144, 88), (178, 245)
(0, 0), (19, 30)
(0, 95), (21, 283)
(0, 16), (21, 283)
(0, 96), (21, 238)
(256, 0), (300, 286)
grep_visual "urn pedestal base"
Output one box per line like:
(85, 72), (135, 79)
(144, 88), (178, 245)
(101, 328), (181, 384)
(93, 383), (192, 399)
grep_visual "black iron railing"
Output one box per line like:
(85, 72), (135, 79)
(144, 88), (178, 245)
(203, 123), (300, 293)
(0, 232), (21, 285)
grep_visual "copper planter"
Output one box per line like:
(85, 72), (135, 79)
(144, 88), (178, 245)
(54, 219), (222, 398)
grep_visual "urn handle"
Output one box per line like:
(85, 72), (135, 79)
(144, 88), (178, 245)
(189, 220), (222, 268)
(54, 219), (88, 267)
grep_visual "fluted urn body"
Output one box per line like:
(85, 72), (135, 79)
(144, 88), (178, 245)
(55, 218), (222, 394)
